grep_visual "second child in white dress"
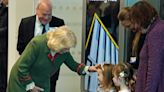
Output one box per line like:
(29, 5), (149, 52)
(112, 63), (134, 92)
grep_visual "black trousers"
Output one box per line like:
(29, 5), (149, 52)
(0, 52), (7, 92)
(50, 69), (60, 92)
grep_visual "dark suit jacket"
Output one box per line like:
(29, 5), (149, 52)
(17, 15), (64, 81)
(17, 15), (65, 54)
(0, 3), (8, 53)
(0, 3), (8, 90)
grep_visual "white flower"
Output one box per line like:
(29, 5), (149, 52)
(119, 71), (125, 78)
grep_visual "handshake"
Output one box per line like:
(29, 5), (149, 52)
(88, 64), (101, 72)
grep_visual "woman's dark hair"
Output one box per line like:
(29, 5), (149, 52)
(130, 1), (158, 28)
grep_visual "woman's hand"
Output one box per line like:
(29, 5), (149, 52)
(88, 64), (101, 72)
(29, 86), (44, 92)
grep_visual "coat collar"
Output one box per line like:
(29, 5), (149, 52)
(147, 17), (160, 34)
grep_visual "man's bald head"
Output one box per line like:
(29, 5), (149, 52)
(37, 0), (52, 11)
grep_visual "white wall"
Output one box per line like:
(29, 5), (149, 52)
(8, 0), (83, 92)
(8, 0), (34, 78)
(49, 0), (83, 92)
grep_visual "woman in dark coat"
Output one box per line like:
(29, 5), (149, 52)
(129, 1), (164, 92)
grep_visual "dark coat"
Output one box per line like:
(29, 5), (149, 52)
(135, 18), (164, 92)
(0, 3), (8, 91)
(0, 3), (8, 52)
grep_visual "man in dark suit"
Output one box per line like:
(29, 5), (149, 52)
(17, 0), (64, 92)
(0, 0), (8, 92)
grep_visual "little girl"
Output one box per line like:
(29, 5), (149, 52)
(112, 63), (134, 92)
(97, 64), (116, 92)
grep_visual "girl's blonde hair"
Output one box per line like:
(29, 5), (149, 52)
(112, 63), (133, 79)
(98, 64), (115, 90)
(47, 26), (77, 51)
(117, 7), (131, 21)
(112, 63), (134, 91)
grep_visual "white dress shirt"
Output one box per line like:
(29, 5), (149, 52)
(34, 16), (49, 36)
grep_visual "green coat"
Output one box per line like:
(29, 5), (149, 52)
(7, 34), (85, 92)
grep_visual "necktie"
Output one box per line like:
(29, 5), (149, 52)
(42, 24), (46, 34)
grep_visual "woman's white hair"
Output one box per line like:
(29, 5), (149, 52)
(47, 26), (77, 51)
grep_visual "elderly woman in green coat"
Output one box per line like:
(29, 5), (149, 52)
(7, 26), (99, 92)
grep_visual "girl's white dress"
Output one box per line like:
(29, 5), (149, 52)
(118, 88), (131, 92)
(97, 84), (116, 92)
